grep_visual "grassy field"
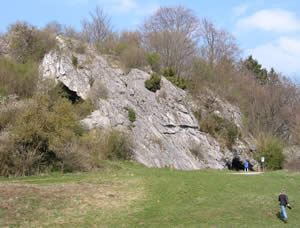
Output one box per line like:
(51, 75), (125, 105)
(0, 161), (299, 227)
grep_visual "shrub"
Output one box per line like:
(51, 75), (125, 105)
(163, 68), (176, 77)
(0, 103), (22, 131)
(0, 138), (44, 177)
(0, 86), (132, 176)
(285, 159), (300, 172)
(193, 109), (202, 122)
(8, 22), (56, 63)
(105, 130), (133, 160)
(120, 46), (146, 70)
(165, 76), (187, 90)
(73, 99), (95, 119)
(0, 57), (39, 98)
(127, 108), (136, 122)
(88, 80), (109, 107)
(146, 53), (161, 72)
(74, 129), (133, 167)
(47, 82), (81, 104)
(96, 36), (120, 55)
(190, 143), (205, 160)
(45, 81), (94, 119)
(72, 55), (78, 67)
(200, 114), (239, 149)
(75, 42), (86, 54)
(255, 134), (284, 170)
(163, 67), (186, 89)
(0, 94), (84, 176)
(65, 38), (87, 55)
(145, 73), (161, 92)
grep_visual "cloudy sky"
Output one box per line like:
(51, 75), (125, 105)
(1, 0), (300, 79)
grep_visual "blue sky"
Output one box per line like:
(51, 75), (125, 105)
(1, 0), (300, 79)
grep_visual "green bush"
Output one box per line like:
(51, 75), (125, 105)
(146, 53), (161, 73)
(0, 87), (132, 176)
(72, 55), (78, 67)
(163, 67), (186, 90)
(145, 73), (161, 92)
(47, 83), (81, 105)
(128, 108), (136, 122)
(200, 114), (239, 149)
(163, 68), (176, 77)
(73, 99), (95, 119)
(193, 109), (202, 122)
(0, 58), (39, 98)
(0, 93), (85, 176)
(8, 22), (56, 63)
(0, 103), (21, 131)
(256, 134), (284, 170)
(106, 130), (133, 160)
(74, 129), (133, 167)
(166, 76), (187, 90)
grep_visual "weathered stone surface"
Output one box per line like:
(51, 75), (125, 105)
(41, 36), (258, 170)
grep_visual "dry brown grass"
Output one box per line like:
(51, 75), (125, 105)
(0, 178), (144, 227)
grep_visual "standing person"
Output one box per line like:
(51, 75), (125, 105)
(244, 160), (249, 172)
(278, 189), (291, 222)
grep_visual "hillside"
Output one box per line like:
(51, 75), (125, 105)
(40, 36), (257, 170)
(1, 5), (300, 176)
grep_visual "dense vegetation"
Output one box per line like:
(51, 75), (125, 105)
(1, 5), (300, 176)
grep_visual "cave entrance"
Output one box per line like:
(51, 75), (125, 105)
(49, 83), (82, 104)
(60, 84), (81, 104)
(229, 157), (244, 171)
(227, 157), (253, 171)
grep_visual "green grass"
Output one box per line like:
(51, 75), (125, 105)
(0, 162), (299, 227)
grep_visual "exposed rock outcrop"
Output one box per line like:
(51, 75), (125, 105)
(41, 36), (258, 170)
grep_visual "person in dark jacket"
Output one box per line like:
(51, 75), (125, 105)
(278, 189), (291, 222)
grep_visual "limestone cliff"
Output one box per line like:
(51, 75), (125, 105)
(41, 36), (258, 170)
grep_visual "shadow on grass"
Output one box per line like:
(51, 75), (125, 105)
(276, 212), (286, 223)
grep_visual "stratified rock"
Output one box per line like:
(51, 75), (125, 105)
(41, 36), (258, 170)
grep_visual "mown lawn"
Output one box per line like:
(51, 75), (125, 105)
(0, 161), (299, 227)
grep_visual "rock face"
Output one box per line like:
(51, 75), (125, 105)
(41, 36), (258, 170)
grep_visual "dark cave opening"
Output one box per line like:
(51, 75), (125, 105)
(49, 82), (82, 104)
(227, 157), (253, 171)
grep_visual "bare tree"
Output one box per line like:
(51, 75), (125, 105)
(62, 25), (82, 40)
(44, 21), (62, 34)
(199, 19), (240, 66)
(119, 30), (142, 47)
(141, 6), (201, 76)
(81, 6), (113, 44)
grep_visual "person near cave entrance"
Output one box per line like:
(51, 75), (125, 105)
(244, 160), (249, 172)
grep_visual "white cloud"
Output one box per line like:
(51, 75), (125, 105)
(237, 9), (300, 33)
(248, 37), (300, 77)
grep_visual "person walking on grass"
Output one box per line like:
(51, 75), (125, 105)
(278, 189), (291, 222)
(244, 160), (249, 172)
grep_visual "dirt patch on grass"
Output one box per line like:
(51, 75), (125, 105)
(0, 179), (144, 227)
